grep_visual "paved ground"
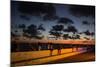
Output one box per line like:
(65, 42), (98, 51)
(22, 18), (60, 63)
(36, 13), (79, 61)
(45, 52), (95, 64)
(12, 49), (87, 66)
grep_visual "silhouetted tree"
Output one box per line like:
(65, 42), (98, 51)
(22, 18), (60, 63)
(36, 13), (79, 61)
(23, 24), (38, 36)
(49, 25), (64, 40)
(84, 30), (91, 36)
(82, 30), (95, 40)
(75, 34), (80, 39)
(91, 32), (95, 36)
(63, 34), (69, 40)
(63, 25), (78, 39)
(90, 32), (95, 40)
(38, 24), (45, 31)
(18, 24), (27, 37)
(18, 24), (26, 32)
(23, 24), (44, 39)
(83, 30), (91, 40)
(82, 20), (95, 39)
(11, 32), (16, 37)
(84, 37), (90, 40)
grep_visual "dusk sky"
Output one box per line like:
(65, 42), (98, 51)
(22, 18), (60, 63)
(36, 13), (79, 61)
(11, 1), (95, 40)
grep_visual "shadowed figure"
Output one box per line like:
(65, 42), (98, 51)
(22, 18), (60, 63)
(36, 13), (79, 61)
(57, 44), (61, 55)
(49, 43), (53, 56)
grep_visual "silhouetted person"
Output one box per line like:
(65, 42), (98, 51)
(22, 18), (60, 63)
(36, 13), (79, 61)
(72, 45), (74, 52)
(57, 45), (61, 55)
(38, 42), (41, 51)
(49, 43), (53, 56)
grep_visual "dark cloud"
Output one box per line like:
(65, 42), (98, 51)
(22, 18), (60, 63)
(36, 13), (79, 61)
(92, 21), (95, 25)
(63, 25), (78, 33)
(82, 20), (95, 27)
(91, 32), (95, 36)
(82, 21), (90, 25)
(43, 14), (58, 21)
(69, 5), (95, 17)
(38, 24), (45, 31)
(83, 30), (91, 35)
(57, 17), (74, 25)
(51, 25), (64, 31)
(18, 24), (26, 29)
(17, 1), (57, 21)
(11, 1), (95, 40)
(20, 15), (30, 21)
(49, 31), (62, 36)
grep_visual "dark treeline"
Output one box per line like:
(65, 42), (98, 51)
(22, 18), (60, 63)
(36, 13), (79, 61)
(11, 41), (95, 52)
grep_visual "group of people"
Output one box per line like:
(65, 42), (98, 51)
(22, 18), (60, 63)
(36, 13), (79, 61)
(49, 43), (61, 56)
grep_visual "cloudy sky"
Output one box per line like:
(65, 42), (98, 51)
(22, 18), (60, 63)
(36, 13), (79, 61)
(11, 1), (95, 39)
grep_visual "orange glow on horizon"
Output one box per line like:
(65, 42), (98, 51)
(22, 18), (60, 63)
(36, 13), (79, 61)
(12, 38), (95, 45)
